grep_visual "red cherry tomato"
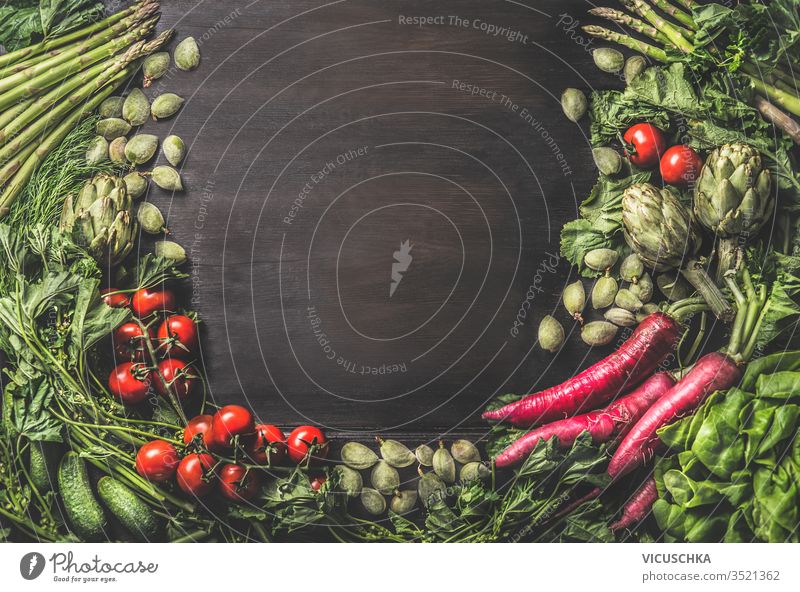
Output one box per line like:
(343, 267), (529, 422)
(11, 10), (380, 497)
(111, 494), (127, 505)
(287, 425), (328, 464)
(131, 288), (175, 318)
(623, 123), (666, 168)
(153, 358), (195, 400)
(156, 315), (198, 358)
(660, 144), (704, 188)
(112, 322), (153, 361)
(176, 453), (216, 497)
(211, 405), (255, 448)
(218, 464), (259, 502)
(101, 288), (130, 308)
(135, 440), (179, 483)
(183, 414), (214, 446)
(310, 476), (326, 491)
(108, 362), (151, 404)
(246, 424), (286, 465)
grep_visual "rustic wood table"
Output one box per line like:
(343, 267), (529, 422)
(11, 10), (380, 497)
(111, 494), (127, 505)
(144, 0), (621, 445)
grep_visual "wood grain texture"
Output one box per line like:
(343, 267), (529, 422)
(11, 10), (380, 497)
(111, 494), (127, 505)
(138, 0), (626, 439)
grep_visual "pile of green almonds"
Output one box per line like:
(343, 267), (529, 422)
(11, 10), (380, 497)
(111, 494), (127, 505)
(336, 438), (489, 516)
(538, 250), (675, 352)
(86, 36), (200, 245)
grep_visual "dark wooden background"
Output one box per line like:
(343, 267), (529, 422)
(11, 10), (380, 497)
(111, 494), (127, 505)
(138, 0), (626, 443)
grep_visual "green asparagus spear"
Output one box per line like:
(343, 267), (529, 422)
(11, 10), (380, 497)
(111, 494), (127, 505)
(0, 2), (159, 95)
(0, 31), (173, 153)
(0, 83), (122, 217)
(746, 73), (800, 118)
(0, 17), (159, 110)
(0, 142), (37, 188)
(0, 2), (146, 71)
(650, 0), (696, 31)
(588, 7), (670, 44)
(582, 25), (668, 61)
(0, 97), (35, 131)
(623, 0), (695, 51)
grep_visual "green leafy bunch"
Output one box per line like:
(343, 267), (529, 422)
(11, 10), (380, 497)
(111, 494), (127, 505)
(0, 0), (104, 51)
(654, 351), (800, 542)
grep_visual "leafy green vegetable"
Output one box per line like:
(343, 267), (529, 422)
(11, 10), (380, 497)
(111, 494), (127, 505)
(654, 363), (800, 542)
(0, 0), (104, 51)
(0, 225), (128, 442)
(731, 0), (800, 72)
(589, 89), (670, 147)
(745, 246), (800, 352)
(560, 170), (647, 277)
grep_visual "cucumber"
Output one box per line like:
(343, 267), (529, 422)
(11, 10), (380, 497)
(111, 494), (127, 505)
(58, 452), (107, 541)
(29, 441), (62, 494)
(97, 477), (162, 542)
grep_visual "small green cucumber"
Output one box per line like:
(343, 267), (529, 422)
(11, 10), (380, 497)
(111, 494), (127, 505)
(97, 477), (162, 542)
(58, 452), (107, 541)
(29, 441), (62, 494)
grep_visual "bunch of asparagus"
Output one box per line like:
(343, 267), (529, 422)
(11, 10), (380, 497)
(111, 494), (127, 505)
(0, 0), (172, 219)
(584, 0), (800, 143)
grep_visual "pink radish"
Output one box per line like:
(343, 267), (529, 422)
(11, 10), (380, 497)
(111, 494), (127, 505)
(607, 352), (741, 479)
(483, 312), (682, 427)
(610, 477), (658, 531)
(494, 372), (676, 468)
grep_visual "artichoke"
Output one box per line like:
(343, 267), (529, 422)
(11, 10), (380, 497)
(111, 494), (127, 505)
(694, 143), (773, 278)
(60, 174), (137, 267)
(623, 182), (733, 321)
(622, 182), (699, 271)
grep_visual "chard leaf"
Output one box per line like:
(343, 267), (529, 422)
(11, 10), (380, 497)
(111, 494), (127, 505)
(690, 389), (749, 479)
(742, 350), (800, 391)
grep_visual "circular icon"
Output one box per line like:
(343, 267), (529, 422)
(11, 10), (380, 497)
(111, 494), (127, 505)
(20, 552), (45, 580)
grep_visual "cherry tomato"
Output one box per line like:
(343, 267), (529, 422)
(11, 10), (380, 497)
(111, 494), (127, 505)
(183, 414), (214, 446)
(211, 405), (255, 448)
(156, 315), (198, 358)
(131, 288), (175, 318)
(112, 322), (153, 361)
(286, 425), (328, 464)
(310, 476), (326, 491)
(153, 358), (196, 400)
(101, 287), (130, 308)
(135, 440), (179, 483)
(217, 464), (259, 502)
(108, 362), (151, 404)
(660, 144), (704, 188)
(623, 123), (666, 168)
(176, 453), (216, 497)
(246, 424), (286, 465)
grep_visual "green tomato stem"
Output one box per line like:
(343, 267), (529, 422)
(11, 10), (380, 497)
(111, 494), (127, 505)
(134, 318), (188, 425)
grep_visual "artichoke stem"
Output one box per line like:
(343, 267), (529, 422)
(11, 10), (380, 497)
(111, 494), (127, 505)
(716, 238), (738, 284)
(680, 260), (734, 322)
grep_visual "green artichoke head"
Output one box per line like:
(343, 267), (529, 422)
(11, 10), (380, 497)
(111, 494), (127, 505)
(694, 143), (773, 238)
(60, 174), (137, 267)
(622, 182), (700, 272)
